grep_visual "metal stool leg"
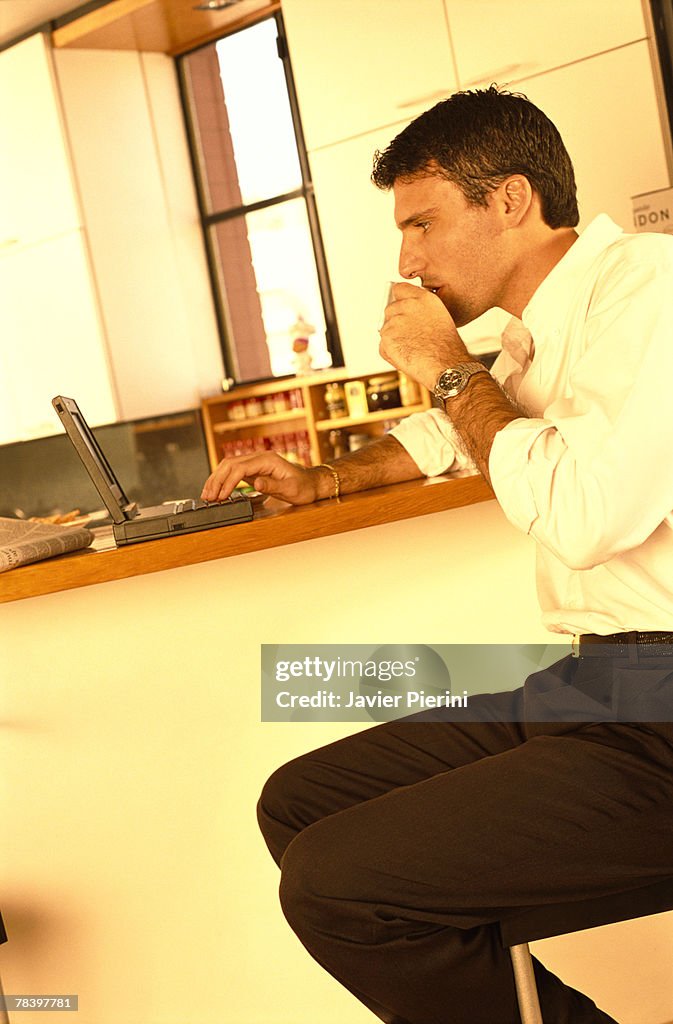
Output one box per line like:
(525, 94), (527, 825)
(509, 942), (543, 1024)
(0, 968), (9, 1024)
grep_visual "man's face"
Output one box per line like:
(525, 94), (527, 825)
(393, 172), (511, 327)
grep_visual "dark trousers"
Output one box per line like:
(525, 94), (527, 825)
(257, 653), (673, 1024)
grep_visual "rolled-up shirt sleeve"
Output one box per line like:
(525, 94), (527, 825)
(489, 252), (673, 570)
(389, 408), (476, 477)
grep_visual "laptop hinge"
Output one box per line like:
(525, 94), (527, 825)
(123, 502), (140, 520)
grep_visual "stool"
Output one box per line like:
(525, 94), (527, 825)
(499, 877), (673, 1024)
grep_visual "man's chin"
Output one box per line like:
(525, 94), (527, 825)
(442, 300), (470, 329)
(445, 299), (494, 329)
(438, 290), (468, 326)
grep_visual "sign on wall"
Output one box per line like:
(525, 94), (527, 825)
(632, 186), (673, 234)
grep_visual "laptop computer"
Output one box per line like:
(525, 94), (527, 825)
(52, 395), (254, 545)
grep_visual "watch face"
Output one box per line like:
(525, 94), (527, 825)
(435, 368), (466, 399)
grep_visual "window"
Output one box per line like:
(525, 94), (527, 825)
(179, 13), (342, 383)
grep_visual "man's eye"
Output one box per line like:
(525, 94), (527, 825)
(416, 221), (430, 232)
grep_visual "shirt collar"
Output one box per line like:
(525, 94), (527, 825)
(521, 214), (624, 337)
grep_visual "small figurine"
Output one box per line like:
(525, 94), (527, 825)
(291, 315), (316, 375)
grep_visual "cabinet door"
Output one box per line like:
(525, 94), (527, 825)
(0, 34), (81, 249)
(513, 41), (669, 231)
(0, 231), (117, 443)
(282, 0), (457, 151)
(309, 125), (407, 372)
(54, 49), (225, 422)
(446, 0), (646, 88)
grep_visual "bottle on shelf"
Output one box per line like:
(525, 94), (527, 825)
(328, 428), (349, 459)
(366, 373), (401, 412)
(344, 380), (368, 417)
(324, 382), (347, 418)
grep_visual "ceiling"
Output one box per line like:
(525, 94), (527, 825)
(0, 0), (276, 54)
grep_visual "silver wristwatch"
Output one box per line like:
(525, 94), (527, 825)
(433, 361), (488, 403)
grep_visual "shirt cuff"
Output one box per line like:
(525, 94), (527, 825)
(488, 417), (555, 533)
(389, 408), (473, 477)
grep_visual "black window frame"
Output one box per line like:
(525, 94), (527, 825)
(176, 9), (343, 386)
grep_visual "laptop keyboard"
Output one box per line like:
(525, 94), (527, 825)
(173, 493), (252, 514)
(174, 499), (206, 513)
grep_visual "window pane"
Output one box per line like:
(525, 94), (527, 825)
(211, 198), (333, 381)
(185, 20), (303, 213)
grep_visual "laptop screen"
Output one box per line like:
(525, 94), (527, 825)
(52, 396), (131, 523)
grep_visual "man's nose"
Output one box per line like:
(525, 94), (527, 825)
(398, 239), (422, 281)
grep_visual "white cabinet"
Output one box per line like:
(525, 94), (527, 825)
(294, 2), (669, 372)
(513, 41), (669, 231)
(0, 33), (81, 249)
(282, 0), (457, 151)
(0, 231), (117, 442)
(53, 49), (225, 422)
(309, 125), (408, 372)
(445, 0), (647, 88)
(0, 33), (116, 444)
(0, 39), (224, 445)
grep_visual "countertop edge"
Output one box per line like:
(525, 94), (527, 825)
(0, 474), (493, 605)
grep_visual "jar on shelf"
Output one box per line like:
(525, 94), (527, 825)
(283, 432), (300, 463)
(227, 401), (247, 422)
(273, 391), (291, 414)
(296, 430), (312, 466)
(324, 382), (347, 418)
(366, 373), (401, 412)
(245, 396), (263, 418)
(262, 395), (276, 415)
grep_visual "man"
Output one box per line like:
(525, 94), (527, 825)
(203, 88), (673, 1023)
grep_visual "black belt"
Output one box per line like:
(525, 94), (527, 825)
(573, 631), (673, 657)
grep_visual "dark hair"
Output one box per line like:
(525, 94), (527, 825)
(371, 86), (579, 229)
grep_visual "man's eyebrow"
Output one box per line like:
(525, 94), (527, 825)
(396, 206), (440, 230)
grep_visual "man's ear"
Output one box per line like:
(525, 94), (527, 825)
(498, 175), (534, 226)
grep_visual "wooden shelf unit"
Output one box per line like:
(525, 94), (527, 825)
(200, 369), (432, 469)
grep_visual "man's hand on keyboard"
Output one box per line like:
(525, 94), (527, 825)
(201, 452), (331, 506)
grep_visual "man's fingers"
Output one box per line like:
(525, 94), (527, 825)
(202, 451), (299, 502)
(202, 454), (266, 501)
(390, 281), (422, 300)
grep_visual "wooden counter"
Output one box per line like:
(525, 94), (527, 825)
(0, 473), (492, 605)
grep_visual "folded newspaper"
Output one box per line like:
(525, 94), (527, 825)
(0, 517), (94, 573)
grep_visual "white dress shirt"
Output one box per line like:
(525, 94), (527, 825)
(390, 215), (673, 635)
